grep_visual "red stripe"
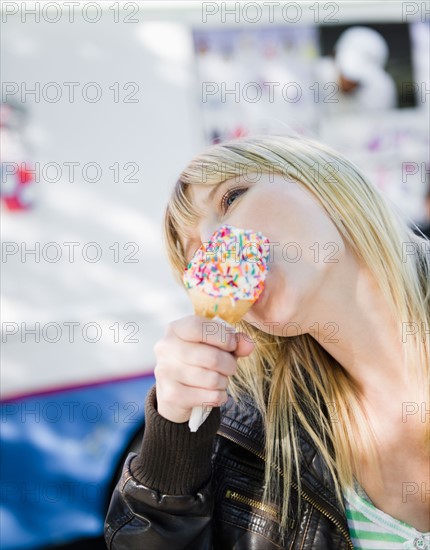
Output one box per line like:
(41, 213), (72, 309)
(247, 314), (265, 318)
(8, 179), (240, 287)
(1, 369), (155, 403)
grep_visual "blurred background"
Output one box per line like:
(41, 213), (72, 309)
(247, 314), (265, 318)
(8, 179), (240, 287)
(1, 1), (429, 548)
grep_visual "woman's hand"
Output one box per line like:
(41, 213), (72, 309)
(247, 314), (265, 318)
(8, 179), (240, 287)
(154, 315), (254, 423)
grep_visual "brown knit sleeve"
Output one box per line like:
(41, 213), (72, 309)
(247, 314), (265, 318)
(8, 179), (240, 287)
(130, 385), (221, 495)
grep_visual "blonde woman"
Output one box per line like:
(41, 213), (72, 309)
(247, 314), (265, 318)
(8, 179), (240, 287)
(105, 135), (429, 549)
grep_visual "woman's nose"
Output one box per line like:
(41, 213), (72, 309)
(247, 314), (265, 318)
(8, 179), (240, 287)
(199, 221), (219, 243)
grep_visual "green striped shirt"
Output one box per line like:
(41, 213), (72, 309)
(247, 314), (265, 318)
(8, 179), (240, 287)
(343, 481), (430, 550)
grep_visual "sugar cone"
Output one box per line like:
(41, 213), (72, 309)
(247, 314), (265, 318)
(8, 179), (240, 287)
(188, 287), (254, 324)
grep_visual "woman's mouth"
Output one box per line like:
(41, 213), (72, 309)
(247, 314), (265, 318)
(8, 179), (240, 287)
(254, 286), (266, 306)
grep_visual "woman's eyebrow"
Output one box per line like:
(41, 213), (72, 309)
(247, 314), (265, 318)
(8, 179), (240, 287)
(183, 179), (238, 258)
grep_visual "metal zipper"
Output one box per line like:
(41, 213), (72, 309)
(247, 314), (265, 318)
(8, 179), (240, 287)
(217, 425), (354, 550)
(225, 489), (279, 520)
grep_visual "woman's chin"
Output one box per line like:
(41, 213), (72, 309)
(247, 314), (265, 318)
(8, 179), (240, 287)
(246, 296), (279, 328)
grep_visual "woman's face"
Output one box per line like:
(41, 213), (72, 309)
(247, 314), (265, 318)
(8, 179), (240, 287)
(184, 172), (347, 336)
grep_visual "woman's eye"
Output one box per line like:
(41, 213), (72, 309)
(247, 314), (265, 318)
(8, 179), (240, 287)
(221, 187), (247, 212)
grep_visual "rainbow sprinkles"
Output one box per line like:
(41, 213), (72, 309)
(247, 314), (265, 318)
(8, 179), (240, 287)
(183, 224), (270, 305)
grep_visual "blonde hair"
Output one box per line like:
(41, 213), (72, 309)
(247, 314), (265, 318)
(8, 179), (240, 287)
(163, 134), (430, 529)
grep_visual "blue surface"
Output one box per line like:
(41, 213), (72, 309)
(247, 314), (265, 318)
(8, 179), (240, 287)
(0, 374), (155, 549)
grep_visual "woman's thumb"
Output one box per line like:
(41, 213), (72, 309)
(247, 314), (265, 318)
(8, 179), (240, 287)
(233, 331), (255, 357)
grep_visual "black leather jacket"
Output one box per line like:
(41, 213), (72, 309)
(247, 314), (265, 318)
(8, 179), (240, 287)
(105, 391), (354, 549)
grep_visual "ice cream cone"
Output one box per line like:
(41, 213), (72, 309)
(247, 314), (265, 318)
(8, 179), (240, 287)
(183, 224), (270, 432)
